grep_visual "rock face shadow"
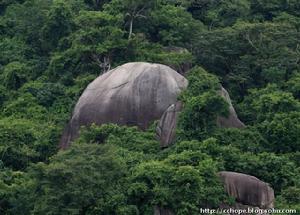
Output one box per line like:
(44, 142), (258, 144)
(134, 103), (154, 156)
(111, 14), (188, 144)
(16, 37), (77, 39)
(59, 62), (188, 149)
(60, 62), (246, 149)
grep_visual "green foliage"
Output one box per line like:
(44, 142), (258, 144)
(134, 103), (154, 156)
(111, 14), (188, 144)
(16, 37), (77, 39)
(258, 112), (300, 153)
(238, 84), (300, 123)
(0, 118), (38, 170)
(129, 150), (227, 214)
(0, 117), (59, 170)
(0, 37), (31, 66)
(2, 61), (30, 90)
(2, 93), (48, 120)
(178, 92), (229, 140)
(182, 66), (221, 98)
(3, 0), (51, 51)
(1, 0), (300, 213)
(31, 143), (138, 215)
(21, 81), (66, 107)
(48, 10), (127, 81)
(40, 0), (74, 52)
(0, 169), (34, 214)
(172, 139), (299, 194)
(281, 187), (300, 204)
(205, 0), (251, 27)
(77, 124), (160, 154)
(178, 67), (229, 140)
(0, 84), (8, 107)
(148, 4), (204, 46)
(286, 72), (300, 99)
(212, 127), (266, 153)
(232, 153), (300, 193)
(193, 21), (300, 98)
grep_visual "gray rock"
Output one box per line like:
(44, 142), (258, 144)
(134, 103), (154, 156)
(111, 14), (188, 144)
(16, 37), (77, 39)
(60, 62), (188, 149)
(156, 86), (245, 148)
(217, 87), (245, 129)
(60, 62), (245, 149)
(156, 101), (182, 148)
(219, 171), (275, 209)
(154, 206), (174, 215)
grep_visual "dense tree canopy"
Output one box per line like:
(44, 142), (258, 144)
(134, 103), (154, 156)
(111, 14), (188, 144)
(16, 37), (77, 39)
(0, 0), (300, 214)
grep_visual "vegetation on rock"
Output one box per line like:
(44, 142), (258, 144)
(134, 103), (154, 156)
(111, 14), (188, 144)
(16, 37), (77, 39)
(0, 0), (300, 214)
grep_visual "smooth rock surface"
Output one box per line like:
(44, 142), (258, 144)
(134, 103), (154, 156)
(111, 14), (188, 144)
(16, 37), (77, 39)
(60, 62), (188, 149)
(217, 87), (245, 129)
(219, 171), (275, 209)
(156, 101), (182, 148)
(60, 62), (245, 149)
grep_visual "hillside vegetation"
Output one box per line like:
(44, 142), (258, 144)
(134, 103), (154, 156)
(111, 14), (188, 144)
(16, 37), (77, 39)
(0, 0), (300, 214)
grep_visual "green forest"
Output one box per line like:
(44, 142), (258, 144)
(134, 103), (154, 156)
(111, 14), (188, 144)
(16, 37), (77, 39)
(0, 0), (300, 214)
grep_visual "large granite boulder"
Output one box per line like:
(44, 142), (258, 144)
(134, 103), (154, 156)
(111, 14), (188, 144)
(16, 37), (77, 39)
(60, 62), (245, 149)
(219, 171), (275, 210)
(60, 62), (188, 149)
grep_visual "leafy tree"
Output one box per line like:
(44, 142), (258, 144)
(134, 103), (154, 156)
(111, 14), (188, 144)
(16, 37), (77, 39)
(204, 0), (250, 28)
(233, 153), (300, 193)
(0, 168), (34, 214)
(0, 118), (38, 170)
(40, 0), (74, 52)
(175, 139), (299, 193)
(178, 92), (229, 141)
(0, 0), (300, 213)
(77, 124), (160, 154)
(148, 4), (204, 46)
(21, 81), (66, 107)
(105, 0), (156, 39)
(177, 66), (229, 141)
(181, 66), (220, 98)
(129, 153), (227, 214)
(2, 61), (30, 90)
(3, 0), (51, 53)
(0, 84), (8, 107)
(2, 93), (48, 120)
(0, 37), (30, 66)
(286, 72), (300, 99)
(83, 0), (111, 11)
(193, 21), (300, 98)
(258, 112), (300, 153)
(250, 0), (300, 20)
(126, 37), (194, 73)
(31, 143), (138, 215)
(213, 127), (266, 153)
(48, 10), (127, 81)
(238, 84), (300, 124)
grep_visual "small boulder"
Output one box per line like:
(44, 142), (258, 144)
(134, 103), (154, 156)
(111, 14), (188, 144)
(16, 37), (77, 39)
(219, 171), (275, 210)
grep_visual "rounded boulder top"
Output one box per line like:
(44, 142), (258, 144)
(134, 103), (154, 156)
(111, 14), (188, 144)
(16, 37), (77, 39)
(60, 62), (188, 149)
